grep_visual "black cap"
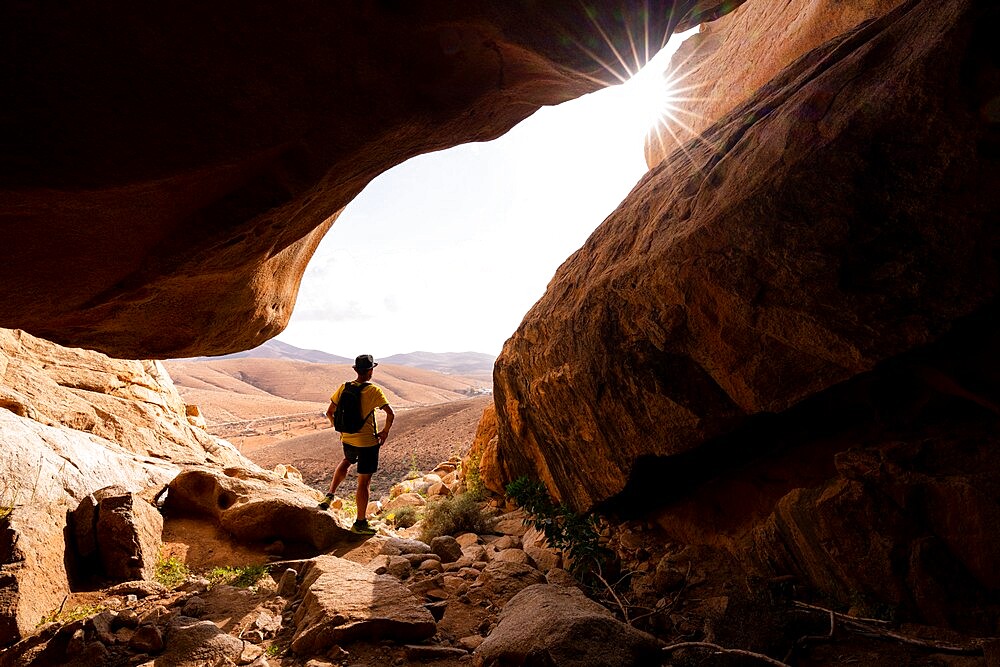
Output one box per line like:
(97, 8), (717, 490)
(353, 354), (377, 371)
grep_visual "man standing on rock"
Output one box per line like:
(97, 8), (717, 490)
(318, 354), (394, 535)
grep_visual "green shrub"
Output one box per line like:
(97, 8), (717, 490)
(505, 476), (604, 583)
(419, 493), (496, 542)
(154, 554), (189, 589)
(38, 603), (106, 626)
(462, 453), (487, 501)
(388, 505), (420, 529)
(206, 564), (268, 588)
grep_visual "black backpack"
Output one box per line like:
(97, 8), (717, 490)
(333, 382), (372, 434)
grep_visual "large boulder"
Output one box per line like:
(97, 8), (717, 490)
(490, 0), (999, 511)
(164, 467), (354, 553)
(474, 584), (662, 666)
(290, 555), (436, 654)
(92, 489), (164, 582)
(0, 1), (737, 359)
(0, 504), (74, 648)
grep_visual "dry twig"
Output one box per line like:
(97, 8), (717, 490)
(663, 641), (792, 667)
(593, 569), (630, 624)
(792, 601), (984, 655)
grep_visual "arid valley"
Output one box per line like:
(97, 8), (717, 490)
(164, 346), (495, 497)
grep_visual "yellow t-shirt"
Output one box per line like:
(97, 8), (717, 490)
(330, 381), (389, 447)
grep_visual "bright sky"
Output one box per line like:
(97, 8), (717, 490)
(277, 29), (696, 359)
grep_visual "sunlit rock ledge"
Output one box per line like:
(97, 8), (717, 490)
(0, 1), (733, 359)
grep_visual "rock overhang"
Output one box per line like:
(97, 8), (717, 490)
(0, 1), (737, 359)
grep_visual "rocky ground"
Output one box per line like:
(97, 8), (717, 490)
(3, 453), (993, 667)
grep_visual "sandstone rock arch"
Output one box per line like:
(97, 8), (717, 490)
(0, 1), (732, 359)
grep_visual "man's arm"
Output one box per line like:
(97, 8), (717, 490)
(325, 400), (336, 426)
(377, 404), (394, 445)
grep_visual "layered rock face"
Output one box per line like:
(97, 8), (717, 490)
(0, 329), (245, 644)
(0, 1), (733, 359)
(644, 0), (905, 167)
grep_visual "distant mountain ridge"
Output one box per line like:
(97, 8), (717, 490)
(187, 340), (351, 364)
(184, 341), (495, 378)
(381, 351), (496, 377)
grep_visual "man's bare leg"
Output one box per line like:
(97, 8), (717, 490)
(327, 458), (350, 496)
(355, 473), (372, 521)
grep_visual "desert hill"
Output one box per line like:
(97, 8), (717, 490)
(247, 395), (492, 497)
(163, 357), (490, 426)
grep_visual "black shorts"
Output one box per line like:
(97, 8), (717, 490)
(343, 443), (380, 475)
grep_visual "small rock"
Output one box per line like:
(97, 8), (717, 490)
(545, 568), (577, 587)
(425, 588), (449, 601)
(139, 605), (173, 627)
(107, 580), (169, 598)
(492, 535), (520, 551)
(254, 610), (282, 635)
(241, 642), (265, 663)
(89, 610), (117, 644)
(278, 568), (298, 597)
(418, 559), (443, 573)
(129, 624), (165, 652)
(427, 483), (451, 497)
(458, 634), (484, 651)
(381, 537), (432, 555)
(402, 552), (439, 566)
(384, 493), (426, 512)
(182, 595), (206, 617)
(430, 535), (463, 563)
(66, 628), (86, 656)
(178, 577), (211, 594)
(369, 554), (413, 578)
(114, 608), (140, 628)
(455, 533), (479, 548)
(114, 627), (135, 644)
(494, 548), (532, 566)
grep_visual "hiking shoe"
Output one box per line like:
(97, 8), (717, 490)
(317, 493), (335, 510)
(350, 519), (376, 535)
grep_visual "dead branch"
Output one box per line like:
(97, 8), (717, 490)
(593, 569), (630, 624)
(793, 600), (891, 626)
(663, 641), (792, 667)
(793, 601), (984, 655)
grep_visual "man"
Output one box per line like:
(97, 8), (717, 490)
(318, 354), (394, 535)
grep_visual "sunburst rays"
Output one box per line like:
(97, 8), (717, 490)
(558, 1), (718, 164)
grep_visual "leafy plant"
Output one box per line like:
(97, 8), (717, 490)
(206, 564), (268, 588)
(39, 603), (106, 626)
(419, 493), (496, 542)
(154, 554), (189, 589)
(406, 453), (421, 480)
(505, 476), (605, 583)
(388, 505), (420, 529)
(462, 452), (487, 501)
